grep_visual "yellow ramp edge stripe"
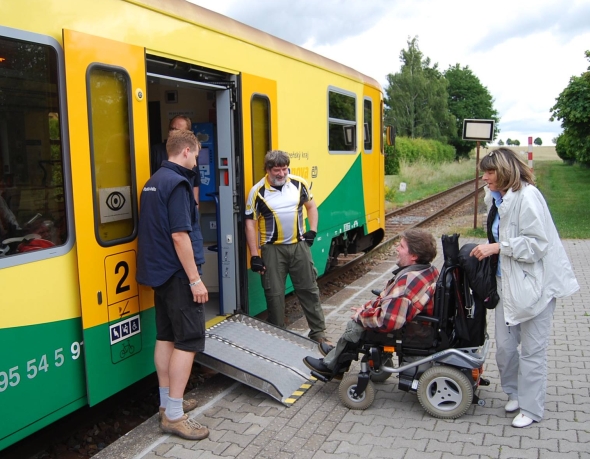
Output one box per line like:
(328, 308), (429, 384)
(205, 314), (231, 328)
(284, 378), (316, 406)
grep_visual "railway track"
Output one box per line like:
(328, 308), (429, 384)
(316, 177), (485, 288)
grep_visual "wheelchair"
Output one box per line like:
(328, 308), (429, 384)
(310, 235), (491, 419)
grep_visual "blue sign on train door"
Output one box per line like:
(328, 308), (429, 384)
(192, 122), (216, 201)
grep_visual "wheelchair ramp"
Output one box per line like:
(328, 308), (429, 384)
(195, 314), (323, 406)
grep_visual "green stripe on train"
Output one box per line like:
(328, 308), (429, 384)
(0, 318), (86, 449)
(83, 309), (156, 405)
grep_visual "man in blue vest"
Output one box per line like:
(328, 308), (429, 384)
(137, 129), (209, 441)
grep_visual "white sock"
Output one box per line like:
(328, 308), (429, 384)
(166, 396), (184, 421)
(159, 387), (169, 409)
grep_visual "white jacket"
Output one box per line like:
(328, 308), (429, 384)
(485, 184), (579, 325)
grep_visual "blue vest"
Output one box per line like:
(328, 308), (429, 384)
(136, 162), (205, 287)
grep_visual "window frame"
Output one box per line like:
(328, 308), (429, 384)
(250, 93), (272, 184)
(0, 26), (75, 270)
(363, 96), (373, 153)
(86, 63), (138, 247)
(327, 86), (357, 155)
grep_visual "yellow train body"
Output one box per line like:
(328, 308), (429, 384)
(0, 0), (384, 449)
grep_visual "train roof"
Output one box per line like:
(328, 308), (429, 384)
(129, 0), (383, 92)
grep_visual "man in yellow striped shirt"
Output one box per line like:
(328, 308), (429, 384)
(245, 150), (329, 345)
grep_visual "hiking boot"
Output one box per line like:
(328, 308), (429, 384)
(318, 341), (334, 356)
(316, 337), (334, 347)
(160, 413), (209, 440)
(159, 398), (199, 420)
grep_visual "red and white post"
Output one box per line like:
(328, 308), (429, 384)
(528, 136), (533, 171)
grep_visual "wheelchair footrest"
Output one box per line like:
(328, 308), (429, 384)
(311, 371), (330, 382)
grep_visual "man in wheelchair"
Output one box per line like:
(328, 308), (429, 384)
(303, 228), (439, 378)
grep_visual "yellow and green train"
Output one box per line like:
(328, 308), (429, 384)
(0, 0), (385, 449)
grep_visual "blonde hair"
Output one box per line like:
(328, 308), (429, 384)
(479, 147), (535, 192)
(166, 130), (199, 157)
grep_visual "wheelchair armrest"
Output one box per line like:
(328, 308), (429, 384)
(412, 314), (439, 324)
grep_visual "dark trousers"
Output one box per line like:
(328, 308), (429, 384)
(260, 242), (326, 340)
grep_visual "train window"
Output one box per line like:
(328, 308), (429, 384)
(364, 97), (372, 152)
(380, 100), (384, 154)
(328, 88), (356, 153)
(251, 95), (271, 184)
(87, 65), (137, 246)
(0, 34), (69, 260)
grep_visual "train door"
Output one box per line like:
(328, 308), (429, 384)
(144, 68), (239, 317)
(240, 73), (278, 316)
(361, 88), (384, 234)
(63, 30), (153, 405)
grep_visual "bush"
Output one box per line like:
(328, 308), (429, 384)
(389, 136), (455, 165)
(384, 145), (400, 175)
(385, 185), (396, 201)
(555, 133), (577, 164)
(385, 137), (455, 175)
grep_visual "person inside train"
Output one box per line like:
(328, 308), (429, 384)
(0, 189), (20, 243)
(151, 115), (200, 206)
(303, 228), (439, 377)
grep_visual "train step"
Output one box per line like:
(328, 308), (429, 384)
(195, 313), (322, 406)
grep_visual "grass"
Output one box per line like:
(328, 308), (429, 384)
(385, 158), (477, 209)
(385, 156), (590, 239)
(534, 161), (590, 238)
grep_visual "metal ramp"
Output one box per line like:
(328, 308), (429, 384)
(195, 314), (323, 406)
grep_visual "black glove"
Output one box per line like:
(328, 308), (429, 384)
(301, 230), (317, 246)
(251, 255), (266, 273)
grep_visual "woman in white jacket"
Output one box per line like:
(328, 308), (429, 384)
(470, 148), (579, 428)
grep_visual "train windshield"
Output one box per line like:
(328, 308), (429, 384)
(0, 35), (67, 257)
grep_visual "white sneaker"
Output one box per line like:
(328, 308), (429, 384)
(505, 400), (519, 412)
(512, 413), (534, 428)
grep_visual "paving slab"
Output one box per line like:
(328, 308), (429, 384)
(94, 238), (590, 459)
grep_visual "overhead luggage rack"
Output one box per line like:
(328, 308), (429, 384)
(195, 314), (323, 405)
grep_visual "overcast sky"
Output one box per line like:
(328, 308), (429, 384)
(188, 0), (590, 146)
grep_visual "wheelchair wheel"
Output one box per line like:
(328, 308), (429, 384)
(338, 375), (375, 410)
(417, 366), (473, 419)
(370, 356), (393, 383)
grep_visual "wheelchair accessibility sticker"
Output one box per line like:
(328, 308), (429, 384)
(109, 315), (141, 345)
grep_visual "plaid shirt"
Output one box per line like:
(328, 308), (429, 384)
(353, 265), (439, 333)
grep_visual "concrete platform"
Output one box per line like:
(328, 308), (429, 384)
(93, 237), (590, 459)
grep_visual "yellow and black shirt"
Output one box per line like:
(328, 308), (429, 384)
(245, 174), (312, 246)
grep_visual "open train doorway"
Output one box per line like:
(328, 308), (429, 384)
(145, 56), (241, 321)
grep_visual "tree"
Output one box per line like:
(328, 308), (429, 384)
(506, 138), (513, 145)
(384, 37), (455, 143)
(555, 132), (577, 163)
(534, 137), (542, 146)
(512, 139), (521, 146)
(550, 50), (590, 165)
(498, 139), (504, 146)
(444, 64), (500, 159)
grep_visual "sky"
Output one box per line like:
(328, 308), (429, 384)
(187, 0), (590, 146)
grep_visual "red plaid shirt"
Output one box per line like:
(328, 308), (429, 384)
(353, 265), (439, 333)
